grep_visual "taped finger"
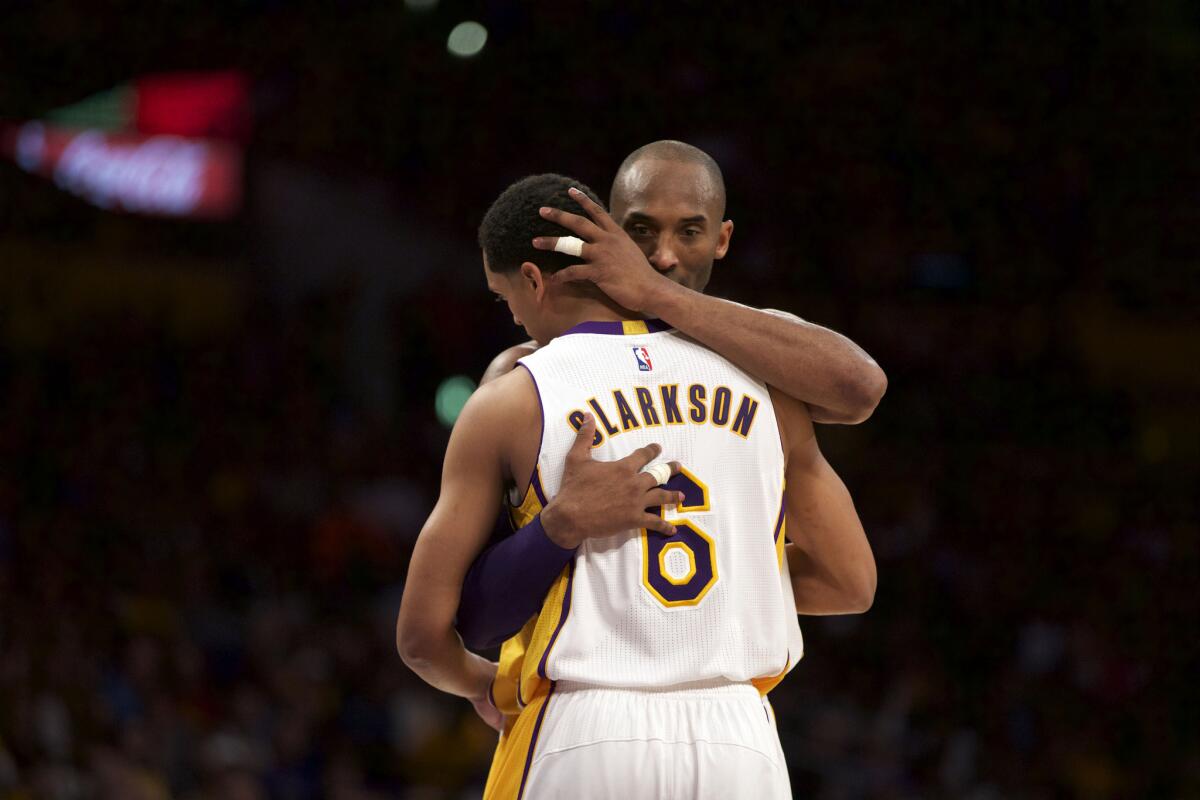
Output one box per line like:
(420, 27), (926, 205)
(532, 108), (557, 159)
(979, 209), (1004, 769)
(553, 236), (585, 258)
(639, 462), (672, 485)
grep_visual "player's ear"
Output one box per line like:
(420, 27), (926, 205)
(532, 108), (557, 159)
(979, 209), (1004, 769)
(519, 262), (546, 301)
(714, 219), (734, 260)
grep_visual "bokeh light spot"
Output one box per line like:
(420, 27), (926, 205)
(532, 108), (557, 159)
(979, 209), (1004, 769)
(447, 21), (488, 58)
(435, 375), (476, 427)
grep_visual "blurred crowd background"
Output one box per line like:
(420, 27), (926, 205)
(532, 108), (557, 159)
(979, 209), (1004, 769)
(1, 3), (1197, 798)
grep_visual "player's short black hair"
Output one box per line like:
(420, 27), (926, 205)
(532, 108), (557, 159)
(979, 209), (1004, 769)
(478, 173), (603, 274)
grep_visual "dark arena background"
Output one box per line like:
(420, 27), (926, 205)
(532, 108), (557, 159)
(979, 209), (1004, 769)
(1, 3), (1197, 798)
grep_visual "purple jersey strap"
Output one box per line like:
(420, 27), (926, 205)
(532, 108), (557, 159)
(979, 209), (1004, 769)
(456, 513), (576, 650)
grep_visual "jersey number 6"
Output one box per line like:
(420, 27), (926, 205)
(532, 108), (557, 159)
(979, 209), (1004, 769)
(641, 467), (717, 608)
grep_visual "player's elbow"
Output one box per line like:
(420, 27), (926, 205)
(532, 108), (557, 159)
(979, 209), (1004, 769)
(839, 365), (888, 425)
(847, 581), (875, 614)
(861, 364), (888, 415)
(844, 560), (877, 613)
(396, 619), (438, 671)
(397, 636), (434, 673)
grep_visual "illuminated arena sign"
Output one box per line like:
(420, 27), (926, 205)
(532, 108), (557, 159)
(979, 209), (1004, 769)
(9, 122), (242, 219)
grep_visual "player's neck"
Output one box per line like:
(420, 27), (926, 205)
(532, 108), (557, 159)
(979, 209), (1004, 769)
(552, 289), (643, 332)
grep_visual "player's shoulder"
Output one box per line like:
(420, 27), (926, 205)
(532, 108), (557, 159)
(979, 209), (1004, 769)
(481, 340), (541, 386)
(461, 359), (539, 428)
(451, 359), (541, 473)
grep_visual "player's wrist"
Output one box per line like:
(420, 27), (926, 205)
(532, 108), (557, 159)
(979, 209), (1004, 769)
(639, 273), (687, 319)
(465, 654), (497, 701)
(539, 504), (581, 549)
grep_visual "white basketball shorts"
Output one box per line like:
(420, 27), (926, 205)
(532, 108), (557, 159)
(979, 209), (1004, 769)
(520, 680), (792, 800)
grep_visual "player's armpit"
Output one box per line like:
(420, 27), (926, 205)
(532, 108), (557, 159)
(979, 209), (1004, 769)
(480, 340), (539, 385)
(770, 387), (877, 615)
(396, 372), (536, 699)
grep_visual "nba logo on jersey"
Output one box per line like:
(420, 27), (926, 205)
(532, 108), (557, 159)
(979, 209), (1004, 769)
(633, 346), (652, 371)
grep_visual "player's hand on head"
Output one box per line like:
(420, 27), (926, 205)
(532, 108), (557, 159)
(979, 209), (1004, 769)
(541, 414), (685, 549)
(532, 187), (669, 313)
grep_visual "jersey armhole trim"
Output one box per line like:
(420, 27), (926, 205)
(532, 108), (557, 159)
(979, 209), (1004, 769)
(536, 560), (576, 679)
(515, 361), (547, 506)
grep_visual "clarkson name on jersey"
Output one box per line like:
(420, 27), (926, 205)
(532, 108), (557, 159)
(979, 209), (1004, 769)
(566, 383), (761, 447)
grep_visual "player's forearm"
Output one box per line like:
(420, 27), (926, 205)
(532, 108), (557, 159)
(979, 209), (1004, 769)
(457, 514), (576, 649)
(784, 469), (876, 614)
(647, 282), (887, 424)
(786, 544), (875, 614)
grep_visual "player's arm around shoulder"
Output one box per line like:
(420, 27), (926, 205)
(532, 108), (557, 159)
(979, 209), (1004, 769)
(652, 282), (886, 425)
(771, 386), (877, 615)
(396, 368), (538, 700)
(480, 340), (540, 385)
(533, 189), (885, 423)
(760, 307), (888, 425)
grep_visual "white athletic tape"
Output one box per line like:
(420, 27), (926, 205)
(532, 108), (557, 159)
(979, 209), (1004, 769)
(553, 235), (585, 258)
(640, 462), (672, 485)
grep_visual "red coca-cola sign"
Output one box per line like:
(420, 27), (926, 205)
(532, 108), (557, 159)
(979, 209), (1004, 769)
(4, 122), (242, 218)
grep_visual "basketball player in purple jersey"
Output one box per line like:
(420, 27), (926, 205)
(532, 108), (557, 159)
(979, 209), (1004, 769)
(450, 143), (881, 659)
(398, 146), (879, 796)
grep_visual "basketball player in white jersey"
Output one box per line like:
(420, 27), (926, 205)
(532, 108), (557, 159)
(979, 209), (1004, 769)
(398, 174), (875, 798)
(456, 143), (880, 662)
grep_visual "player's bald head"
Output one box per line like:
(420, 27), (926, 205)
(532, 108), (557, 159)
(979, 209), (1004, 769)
(610, 140), (727, 220)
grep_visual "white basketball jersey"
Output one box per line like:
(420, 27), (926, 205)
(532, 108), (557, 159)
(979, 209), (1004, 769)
(514, 319), (804, 690)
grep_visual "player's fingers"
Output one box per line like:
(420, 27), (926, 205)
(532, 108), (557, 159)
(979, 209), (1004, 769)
(644, 488), (687, 508)
(545, 265), (594, 285)
(531, 236), (591, 261)
(567, 187), (619, 231)
(641, 514), (677, 536)
(538, 206), (602, 239)
(472, 695), (505, 733)
(635, 459), (682, 490)
(567, 414), (596, 460)
(618, 442), (662, 472)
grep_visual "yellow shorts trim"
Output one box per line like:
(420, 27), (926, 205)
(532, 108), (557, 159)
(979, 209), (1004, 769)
(483, 683), (555, 800)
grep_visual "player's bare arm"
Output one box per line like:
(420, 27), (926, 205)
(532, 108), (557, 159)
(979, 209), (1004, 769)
(770, 385), (877, 614)
(536, 188), (888, 424)
(395, 371), (536, 714)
